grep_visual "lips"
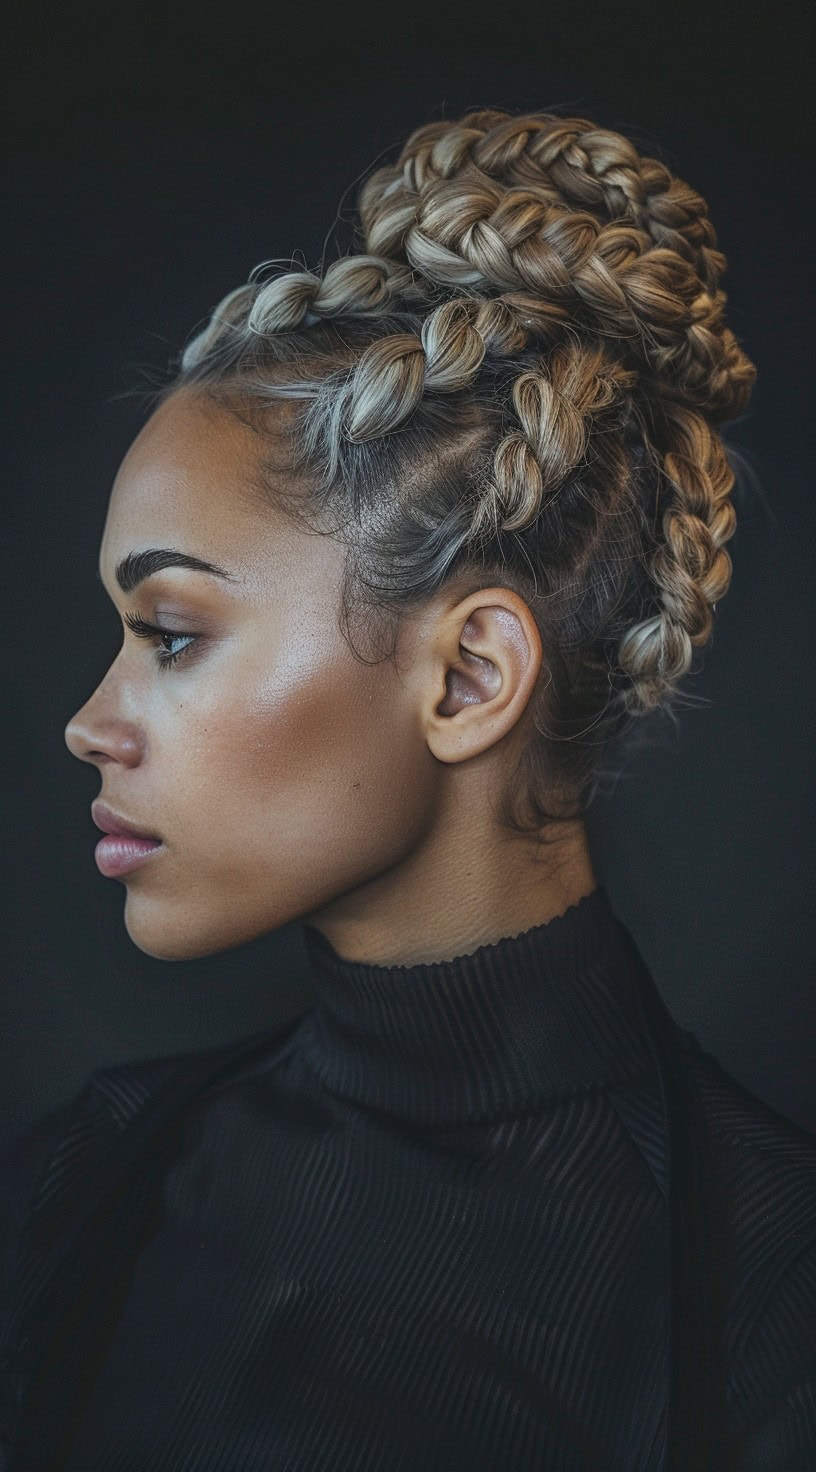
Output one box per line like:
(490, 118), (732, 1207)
(91, 801), (165, 879)
(91, 800), (162, 842)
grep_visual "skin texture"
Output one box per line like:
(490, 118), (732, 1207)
(64, 387), (597, 965)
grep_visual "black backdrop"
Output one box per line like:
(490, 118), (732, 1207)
(3, 0), (814, 1149)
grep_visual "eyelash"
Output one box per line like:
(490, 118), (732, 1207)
(122, 611), (198, 671)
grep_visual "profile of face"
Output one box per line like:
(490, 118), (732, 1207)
(64, 387), (549, 962)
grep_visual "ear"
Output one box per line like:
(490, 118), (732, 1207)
(425, 587), (543, 765)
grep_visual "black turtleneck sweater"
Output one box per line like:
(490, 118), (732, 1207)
(1, 886), (815, 1470)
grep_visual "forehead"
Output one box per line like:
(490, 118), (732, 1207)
(100, 388), (294, 589)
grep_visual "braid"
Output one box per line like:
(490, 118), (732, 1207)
(181, 256), (426, 369)
(168, 105), (758, 833)
(359, 117), (752, 425)
(476, 341), (638, 538)
(334, 294), (556, 443)
(247, 254), (427, 332)
(617, 399), (737, 711)
(359, 108), (723, 291)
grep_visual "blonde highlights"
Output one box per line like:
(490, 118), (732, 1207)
(161, 107), (757, 836)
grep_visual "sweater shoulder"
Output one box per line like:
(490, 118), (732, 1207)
(0, 1047), (194, 1307)
(688, 1045), (816, 1279)
(0, 1017), (303, 1307)
(689, 1044), (816, 1162)
(609, 1035), (816, 1444)
(688, 1046), (816, 1434)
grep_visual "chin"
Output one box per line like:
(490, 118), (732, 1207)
(121, 892), (249, 962)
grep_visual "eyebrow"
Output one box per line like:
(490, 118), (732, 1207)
(102, 549), (240, 596)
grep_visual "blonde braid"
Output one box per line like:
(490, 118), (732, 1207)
(181, 254), (429, 371)
(616, 399), (738, 710)
(334, 292), (567, 443)
(247, 254), (427, 332)
(476, 341), (638, 537)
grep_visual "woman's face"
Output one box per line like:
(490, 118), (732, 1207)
(64, 387), (445, 960)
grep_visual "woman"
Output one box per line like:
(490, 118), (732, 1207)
(1, 106), (814, 1470)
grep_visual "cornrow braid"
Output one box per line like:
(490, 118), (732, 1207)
(181, 256), (426, 369)
(333, 293), (565, 445)
(477, 341), (638, 538)
(616, 397), (738, 709)
(164, 105), (757, 835)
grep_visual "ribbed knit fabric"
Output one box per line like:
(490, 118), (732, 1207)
(1, 884), (815, 1470)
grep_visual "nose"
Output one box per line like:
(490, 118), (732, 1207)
(64, 699), (144, 768)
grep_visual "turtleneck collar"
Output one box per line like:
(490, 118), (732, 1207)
(298, 885), (659, 1126)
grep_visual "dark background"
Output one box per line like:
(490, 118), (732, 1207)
(3, 0), (814, 1149)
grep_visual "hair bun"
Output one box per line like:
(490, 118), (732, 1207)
(357, 109), (755, 425)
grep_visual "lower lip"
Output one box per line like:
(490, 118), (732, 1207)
(94, 835), (165, 878)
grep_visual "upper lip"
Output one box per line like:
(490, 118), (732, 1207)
(91, 801), (162, 842)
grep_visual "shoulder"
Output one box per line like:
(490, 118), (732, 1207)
(687, 1044), (816, 1447)
(0, 1016), (303, 1302)
(689, 1042), (816, 1254)
(0, 1045), (195, 1301)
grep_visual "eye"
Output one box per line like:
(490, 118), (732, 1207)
(122, 610), (198, 671)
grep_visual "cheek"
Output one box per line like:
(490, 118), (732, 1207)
(169, 643), (438, 898)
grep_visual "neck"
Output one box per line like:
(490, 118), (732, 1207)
(301, 811), (597, 967)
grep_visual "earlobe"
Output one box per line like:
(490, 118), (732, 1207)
(427, 592), (543, 765)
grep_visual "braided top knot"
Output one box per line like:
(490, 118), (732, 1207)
(357, 108), (754, 424)
(177, 105), (757, 738)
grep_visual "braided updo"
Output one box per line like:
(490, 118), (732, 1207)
(159, 107), (757, 837)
